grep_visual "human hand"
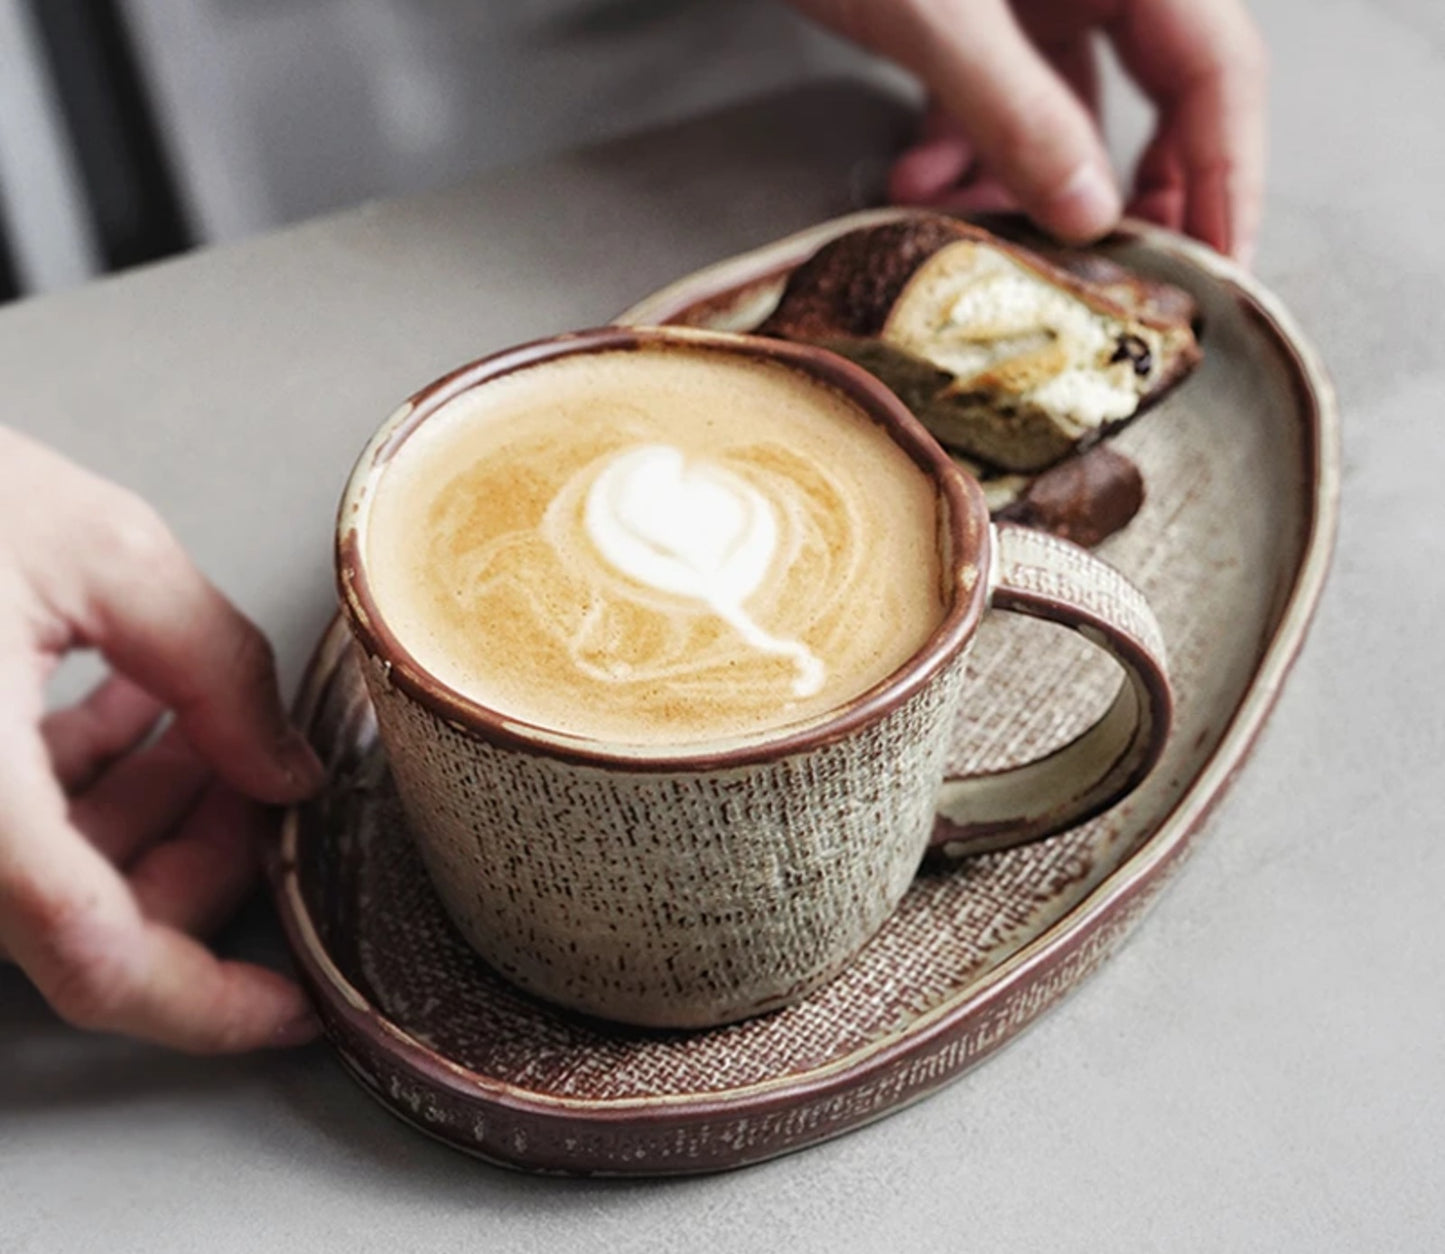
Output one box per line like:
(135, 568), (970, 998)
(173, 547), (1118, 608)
(0, 427), (325, 1052)
(787, 0), (1267, 265)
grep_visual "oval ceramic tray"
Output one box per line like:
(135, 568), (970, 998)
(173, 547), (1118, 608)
(274, 214), (1338, 1176)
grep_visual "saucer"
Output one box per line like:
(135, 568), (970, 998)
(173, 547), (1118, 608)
(273, 218), (1337, 1176)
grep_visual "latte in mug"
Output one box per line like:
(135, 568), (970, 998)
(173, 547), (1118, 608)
(339, 328), (1172, 1027)
(365, 345), (946, 746)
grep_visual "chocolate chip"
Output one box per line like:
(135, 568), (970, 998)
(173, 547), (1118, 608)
(1109, 334), (1153, 377)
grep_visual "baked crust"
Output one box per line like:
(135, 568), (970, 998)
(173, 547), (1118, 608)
(759, 213), (1201, 472)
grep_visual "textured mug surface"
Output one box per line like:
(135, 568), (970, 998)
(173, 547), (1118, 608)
(337, 326), (1177, 1028)
(337, 327), (993, 1027)
(363, 642), (975, 1026)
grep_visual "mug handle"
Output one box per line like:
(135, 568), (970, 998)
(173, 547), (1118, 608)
(930, 523), (1174, 859)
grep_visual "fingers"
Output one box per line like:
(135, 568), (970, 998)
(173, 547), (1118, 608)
(68, 723), (210, 867)
(1127, 124), (1187, 232)
(1037, 34), (1101, 117)
(80, 515), (321, 805)
(889, 106), (975, 204)
(1109, 0), (1268, 262)
(0, 726), (317, 1053)
(897, 0), (1121, 241)
(1, 432), (322, 1052)
(127, 785), (265, 938)
(795, 0), (1263, 260)
(42, 674), (166, 793)
(934, 177), (1021, 216)
(56, 920), (319, 1054)
(33, 481), (322, 806)
(890, 21), (1099, 213)
(796, 0), (1119, 238)
(5, 430), (321, 805)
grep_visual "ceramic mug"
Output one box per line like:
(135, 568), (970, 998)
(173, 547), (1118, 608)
(336, 327), (1172, 1029)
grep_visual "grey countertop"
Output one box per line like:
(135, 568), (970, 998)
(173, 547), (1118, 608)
(2, 3), (1443, 1248)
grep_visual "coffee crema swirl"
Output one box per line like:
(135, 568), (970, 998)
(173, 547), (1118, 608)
(365, 348), (945, 746)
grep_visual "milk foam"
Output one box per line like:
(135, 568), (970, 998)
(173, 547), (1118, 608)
(364, 347), (945, 746)
(576, 444), (825, 697)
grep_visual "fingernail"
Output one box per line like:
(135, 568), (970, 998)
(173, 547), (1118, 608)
(272, 1010), (322, 1049)
(279, 730), (326, 794)
(1046, 162), (1122, 241)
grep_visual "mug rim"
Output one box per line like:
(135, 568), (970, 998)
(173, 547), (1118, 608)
(336, 325), (991, 771)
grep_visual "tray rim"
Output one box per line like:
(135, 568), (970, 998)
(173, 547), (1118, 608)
(273, 215), (1340, 1162)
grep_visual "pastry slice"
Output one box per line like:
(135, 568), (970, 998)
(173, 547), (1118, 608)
(759, 214), (1201, 472)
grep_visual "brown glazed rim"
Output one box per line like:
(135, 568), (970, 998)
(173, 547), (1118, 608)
(335, 324), (992, 771)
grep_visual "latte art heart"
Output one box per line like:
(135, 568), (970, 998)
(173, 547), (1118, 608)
(578, 444), (825, 697)
(586, 444), (774, 605)
(364, 347), (945, 745)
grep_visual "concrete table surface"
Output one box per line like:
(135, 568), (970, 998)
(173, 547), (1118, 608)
(2, 9), (1443, 1252)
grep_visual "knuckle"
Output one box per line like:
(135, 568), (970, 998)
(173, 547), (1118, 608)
(95, 492), (180, 572)
(16, 889), (137, 1031)
(225, 620), (279, 693)
(1238, 24), (1270, 81)
(47, 953), (133, 1031)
